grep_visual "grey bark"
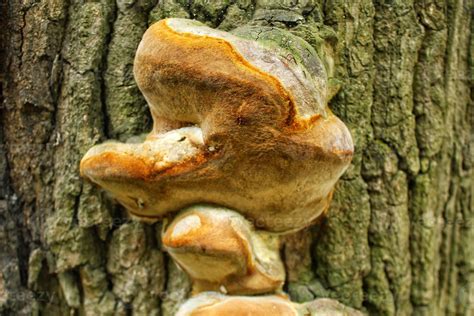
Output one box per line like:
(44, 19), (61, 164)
(0, 0), (473, 315)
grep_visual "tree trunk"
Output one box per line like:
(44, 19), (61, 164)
(1, 0), (472, 315)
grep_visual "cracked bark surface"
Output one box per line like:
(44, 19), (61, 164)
(0, 0), (472, 315)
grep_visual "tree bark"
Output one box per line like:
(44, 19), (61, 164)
(0, 0), (472, 315)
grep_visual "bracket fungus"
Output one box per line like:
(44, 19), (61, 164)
(162, 205), (285, 295)
(80, 18), (353, 233)
(175, 293), (363, 316)
(80, 18), (355, 314)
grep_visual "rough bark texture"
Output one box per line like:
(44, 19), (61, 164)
(0, 0), (472, 315)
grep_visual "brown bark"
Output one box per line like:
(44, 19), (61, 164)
(0, 0), (472, 315)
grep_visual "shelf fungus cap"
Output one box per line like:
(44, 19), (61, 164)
(175, 293), (298, 316)
(80, 18), (354, 233)
(162, 205), (285, 295)
(175, 293), (364, 316)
